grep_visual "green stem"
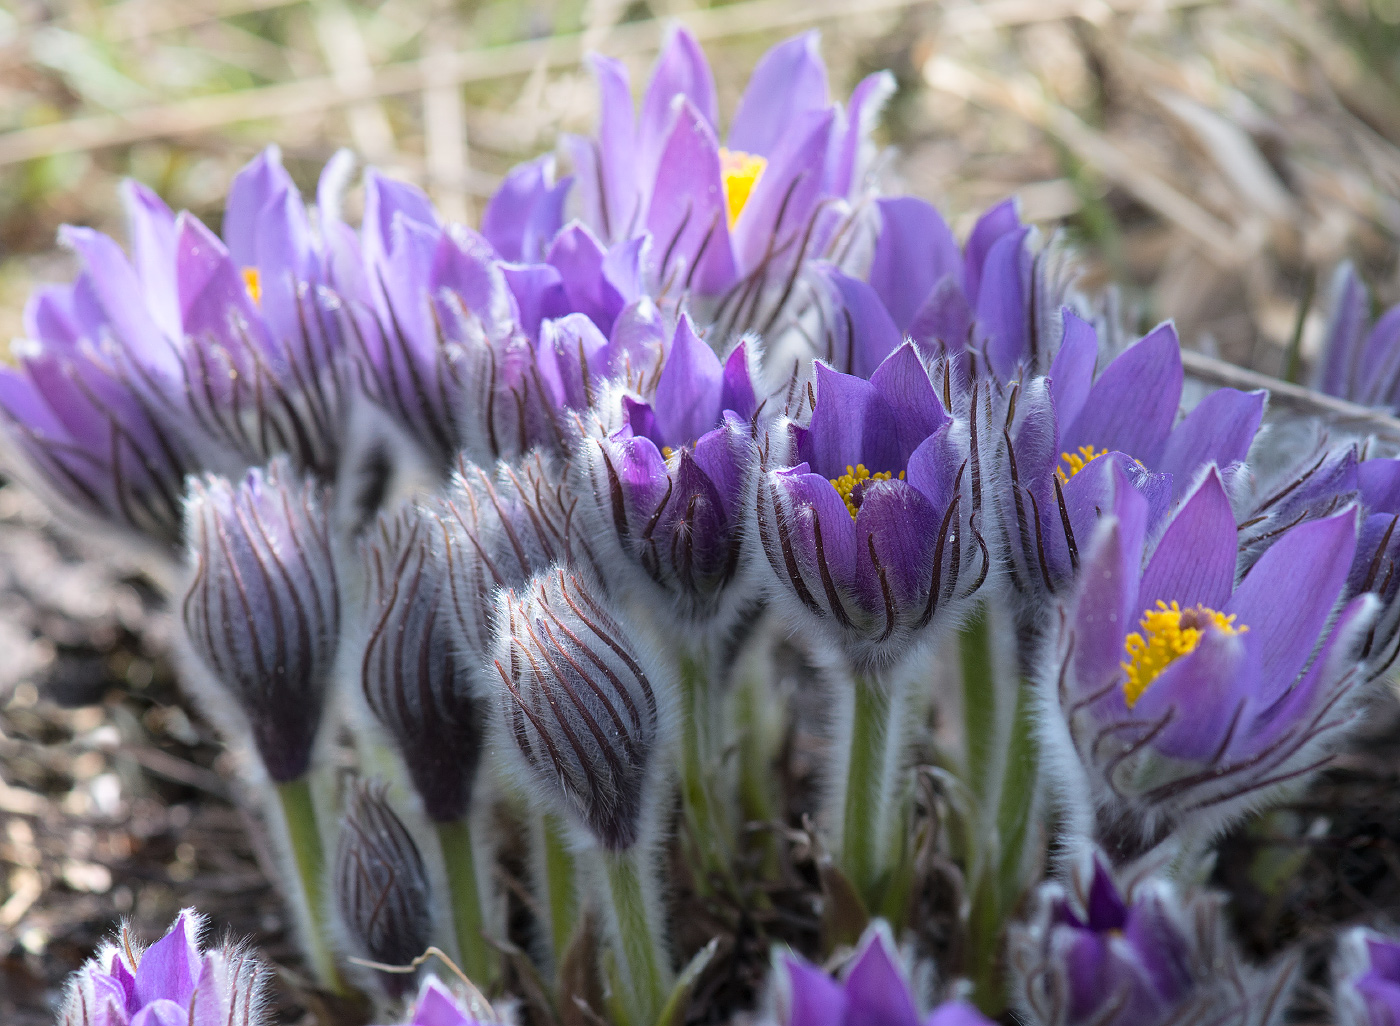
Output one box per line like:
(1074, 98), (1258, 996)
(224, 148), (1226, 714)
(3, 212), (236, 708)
(274, 778), (346, 994)
(541, 812), (578, 967)
(677, 649), (731, 888)
(435, 819), (498, 988)
(733, 664), (780, 876)
(602, 851), (671, 1026)
(838, 670), (898, 908)
(959, 605), (997, 811)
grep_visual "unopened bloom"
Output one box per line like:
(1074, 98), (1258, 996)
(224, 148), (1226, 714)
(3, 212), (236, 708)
(380, 976), (488, 1026)
(1007, 849), (1294, 1026)
(774, 921), (993, 1026)
(180, 458), (339, 782)
(359, 506), (487, 822)
(1314, 263), (1400, 409)
(335, 780), (434, 997)
(493, 567), (669, 850)
(1335, 927), (1400, 1026)
(57, 909), (267, 1026)
(1045, 464), (1374, 848)
(756, 344), (983, 668)
(581, 315), (759, 621)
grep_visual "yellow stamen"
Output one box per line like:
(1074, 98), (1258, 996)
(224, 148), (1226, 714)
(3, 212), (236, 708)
(829, 463), (904, 519)
(241, 266), (262, 306)
(719, 148), (767, 229)
(661, 446), (674, 461)
(1056, 445), (1109, 484)
(1120, 601), (1247, 708)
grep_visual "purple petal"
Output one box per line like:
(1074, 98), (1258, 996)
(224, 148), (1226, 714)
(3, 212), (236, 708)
(854, 478), (941, 614)
(600, 434), (671, 534)
(781, 956), (846, 1026)
(654, 316), (724, 447)
(727, 31), (830, 157)
(587, 54), (640, 240)
(1138, 468), (1238, 614)
(1084, 858), (1128, 930)
(501, 262), (566, 340)
(362, 169), (437, 265)
(1359, 459), (1400, 513)
(60, 226), (173, 373)
(1048, 309), (1097, 431)
(731, 108), (835, 276)
(1158, 387), (1265, 492)
(825, 267), (902, 380)
(665, 450), (733, 580)
(1130, 622), (1255, 761)
(907, 276), (973, 356)
(924, 1001), (994, 1026)
(1122, 892), (1194, 1005)
(1227, 510), (1357, 688)
(640, 26), (717, 179)
(134, 913), (201, 1005)
(773, 465), (859, 595)
(963, 198), (1021, 305)
(1061, 323), (1183, 468)
(1358, 972), (1400, 1026)
(536, 313), (611, 411)
(131, 1000), (190, 1026)
(644, 97), (736, 296)
(974, 226), (1031, 378)
(720, 341), (757, 421)
(546, 222), (625, 335)
(411, 978), (475, 1026)
(482, 156), (569, 263)
(869, 344), (948, 466)
(869, 197), (962, 334)
(120, 179), (180, 341)
(175, 214), (265, 351)
(1316, 264), (1368, 399)
(832, 71), (896, 199)
(691, 417), (750, 522)
(609, 297), (669, 371)
(842, 927), (920, 1026)
(1371, 938), (1400, 982)
(797, 363), (898, 480)
(905, 423), (961, 512)
(1070, 467), (1147, 697)
(1361, 307), (1400, 405)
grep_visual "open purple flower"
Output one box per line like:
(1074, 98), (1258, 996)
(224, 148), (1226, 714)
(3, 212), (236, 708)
(1044, 462), (1374, 850)
(581, 315), (759, 621)
(1007, 849), (1294, 1026)
(1314, 263), (1400, 409)
(774, 920), (993, 1026)
(756, 344), (984, 668)
(58, 909), (267, 1026)
(1335, 927), (1400, 1026)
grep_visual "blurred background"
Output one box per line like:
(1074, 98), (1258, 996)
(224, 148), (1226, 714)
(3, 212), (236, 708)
(5, 0), (1400, 1021)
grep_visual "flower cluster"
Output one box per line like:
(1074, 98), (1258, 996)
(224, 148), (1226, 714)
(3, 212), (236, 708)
(32, 25), (1400, 1026)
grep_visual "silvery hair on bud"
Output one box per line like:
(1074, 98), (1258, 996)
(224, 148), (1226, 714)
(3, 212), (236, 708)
(178, 456), (339, 783)
(358, 504), (487, 823)
(492, 566), (673, 851)
(334, 779), (434, 998)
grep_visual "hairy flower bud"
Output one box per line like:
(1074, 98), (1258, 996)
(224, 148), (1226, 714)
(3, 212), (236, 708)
(493, 567), (668, 850)
(335, 781), (433, 997)
(359, 506), (487, 822)
(1007, 850), (1295, 1026)
(58, 909), (267, 1026)
(180, 457), (339, 782)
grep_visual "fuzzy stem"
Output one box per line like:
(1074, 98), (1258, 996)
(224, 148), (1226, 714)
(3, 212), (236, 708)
(435, 818), (498, 988)
(733, 663), (780, 871)
(601, 850), (672, 1026)
(274, 777), (346, 994)
(677, 648), (732, 889)
(837, 669), (902, 908)
(542, 812), (579, 966)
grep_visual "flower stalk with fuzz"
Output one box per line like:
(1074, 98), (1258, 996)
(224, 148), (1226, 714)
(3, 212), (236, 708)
(492, 567), (675, 1026)
(57, 909), (267, 1026)
(1007, 849), (1296, 1026)
(178, 458), (344, 991)
(1042, 464), (1375, 857)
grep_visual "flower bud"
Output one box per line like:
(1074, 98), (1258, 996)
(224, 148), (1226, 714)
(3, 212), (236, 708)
(1007, 850), (1295, 1026)
(180, 457), (339, 782)
(359, 506), (487, 822)
(58, 909), (268, 1026)
(335, 780), (434, 998)
(493, 567), (667, 850)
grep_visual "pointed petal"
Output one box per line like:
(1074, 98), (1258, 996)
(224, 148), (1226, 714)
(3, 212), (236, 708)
(1158, 387), (1265, 491)
(727, 31), (830, 157)
(588, 54), (640, 240)
(1138, 468), (1238, 614)
(782, 956), (847, 1026)
(797, 362), (898, 479)
(1070, 466), (1147, 696)
(1049, 309), (1097, 432)
(832, 71), (896, 198)
(640, 26), (717, 178)
(1062, 323), (1183, 468)
(842, 927), (920, 1026)
(963, 198), (1021, 305)
(974, 226), (1031, 378)
(869, 343), (948, 466)
(869, 197), (962, 333)
(731, 107), (835, 276)
(134, 912), (201, 1005)
(824, 266), (902, 380)
(654, 316), (724, 447)
(719, 341), (757, 421)
(854, 478), (941, 614)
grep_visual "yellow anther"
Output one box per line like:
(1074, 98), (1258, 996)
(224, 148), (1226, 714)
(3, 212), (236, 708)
(241, 266), (262, 306)
(661, 446), (674, 461)
(1057, 445), (1109, 484)
(1121, 601), (1247, 708)
(829, 463), (904, 519)
(719, 148), (767, 229)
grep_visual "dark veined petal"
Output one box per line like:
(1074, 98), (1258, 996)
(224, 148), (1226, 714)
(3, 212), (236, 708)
(1061, 323), (1183, 469)
(797, 363), (898, 481)
(1138, 468), (1238, 615)
(1158, 388), (1266, 493)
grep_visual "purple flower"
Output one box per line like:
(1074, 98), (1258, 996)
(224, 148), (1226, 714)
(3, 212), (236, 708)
(774, 920), (993, 1026)
(1045, 462), (1374, 848)
(580, 315), (759, 621)
(492, 567), (668, 850)
(1314, 263), (1400, 408)
(756, 344), (984, 668)
(57, 909), (267, 1026)
(1346, 457), (1400, 673)
(179, 458), (339, 783)
(358, 507), (487, 823)
(1007, 849), (1294, 1026)
(380, 976), (487, 1026)
(1001, 312), (1264, 597)
(1335, 927), (1400, 1026)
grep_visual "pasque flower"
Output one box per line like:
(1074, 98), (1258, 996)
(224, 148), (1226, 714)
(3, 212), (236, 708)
(1334, 927), (1400, 1026)
(57, 909), (267, 1026)
(381, 976), (489, 1026)
(1314, 263), (1400, 409)
(1007, 848), (1295, 1026)
(1043, 462), (1374, 851)
(774, 920), (993, 1026)
(756, 343), (983, 669)
(581, 314), (759, 622)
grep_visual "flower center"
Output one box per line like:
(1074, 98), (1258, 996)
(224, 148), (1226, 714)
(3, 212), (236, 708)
(829, 463), (903, 519)
(719, 148), (767, 229)
(241, 266), (262, 306)
(1057, 445), (1109, 484)
(1120, 601), (1247, 708)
